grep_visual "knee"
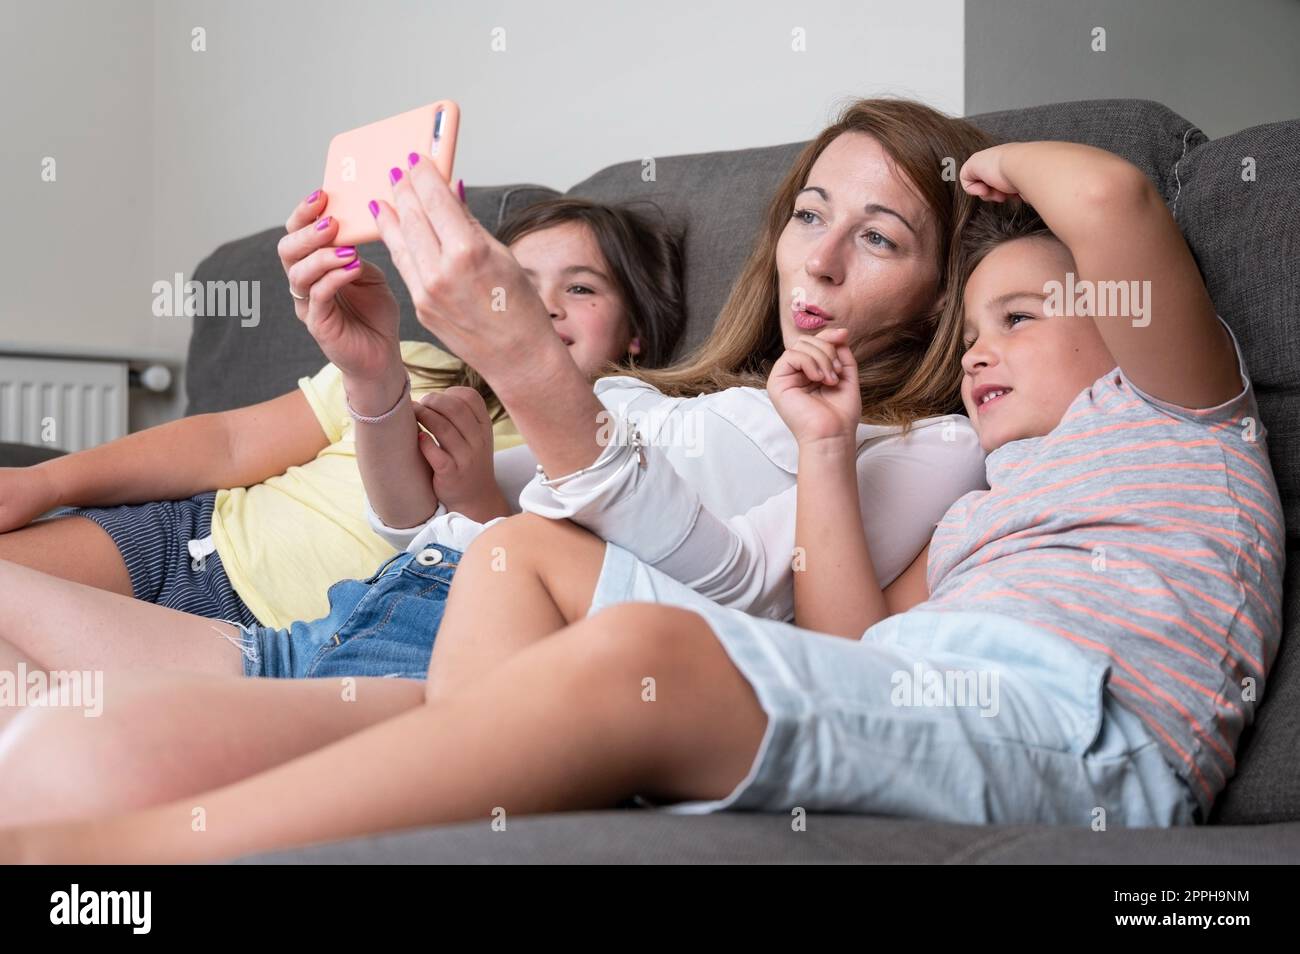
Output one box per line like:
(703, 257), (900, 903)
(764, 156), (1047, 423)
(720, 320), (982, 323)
(574, 603), (712, 686)
(0, 698), (172, 825)
(464, 513), (593, 577)
(464, 513), (541, 571)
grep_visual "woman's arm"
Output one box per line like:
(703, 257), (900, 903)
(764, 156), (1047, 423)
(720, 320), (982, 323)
(371, 157), (608, 480)
(960, 141), (1239, 408)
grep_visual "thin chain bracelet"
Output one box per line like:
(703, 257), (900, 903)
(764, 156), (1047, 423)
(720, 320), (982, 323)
(536, 426), (647, 488)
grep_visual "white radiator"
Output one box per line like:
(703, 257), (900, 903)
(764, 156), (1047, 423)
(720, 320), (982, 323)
(0, 355), (129, 453)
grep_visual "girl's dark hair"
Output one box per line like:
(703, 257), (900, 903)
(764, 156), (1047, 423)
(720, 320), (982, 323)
(407, 197), (685, 421)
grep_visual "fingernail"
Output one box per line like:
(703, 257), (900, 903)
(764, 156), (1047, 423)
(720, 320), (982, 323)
(408, 152), (420, 167)
(389, 167), (403, 185)
(368, 200), (380, 218)
(344, 259), (362, 271)
(314, 216), (331, 231)
(457, 179), (466, 203)
(305, 189), (321, 204)
(335, 246), (356, 258)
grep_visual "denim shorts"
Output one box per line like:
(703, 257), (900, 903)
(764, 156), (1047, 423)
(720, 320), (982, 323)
(590, 543), (1200, 828)
(234, 545), (461, 680)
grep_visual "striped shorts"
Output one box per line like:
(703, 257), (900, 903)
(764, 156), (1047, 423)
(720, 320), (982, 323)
(59, 492), (259, 628)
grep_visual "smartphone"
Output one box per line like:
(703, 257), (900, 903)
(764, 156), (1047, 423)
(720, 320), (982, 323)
(319, 100), (460, 245)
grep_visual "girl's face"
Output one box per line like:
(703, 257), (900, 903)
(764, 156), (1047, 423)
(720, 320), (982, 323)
(509, 222), (639, 376)
(775, 132), (943, 355)
(959, 236), (1116, 452)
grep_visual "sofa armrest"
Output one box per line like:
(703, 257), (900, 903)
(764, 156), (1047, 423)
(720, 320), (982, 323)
(0, 442), (65, 467)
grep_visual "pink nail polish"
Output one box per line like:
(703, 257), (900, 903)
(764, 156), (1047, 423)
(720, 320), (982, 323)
(457, 179), (466, 203)
(389, 167), (403, 185)
(408, 152), (420, 167)
(335, 246), (356, 257)
(344, 259), (362, 271)
(305, 189), (321, 204)
(368, 200), (380, 218)
(314, 216), (331, 231)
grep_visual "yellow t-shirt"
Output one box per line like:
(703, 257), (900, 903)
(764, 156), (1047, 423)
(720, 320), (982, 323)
(210, 341), (523, 629)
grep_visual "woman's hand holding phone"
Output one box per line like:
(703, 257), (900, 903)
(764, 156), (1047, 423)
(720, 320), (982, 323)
(278, 190), (405, 411)
(369, 154), (560, 398)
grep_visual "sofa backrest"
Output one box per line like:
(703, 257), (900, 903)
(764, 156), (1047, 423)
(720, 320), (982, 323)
(184, 99), (1300, 823)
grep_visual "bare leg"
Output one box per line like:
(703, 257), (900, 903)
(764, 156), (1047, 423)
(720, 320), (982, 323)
(0, 637), (41, 733)
(11, 604), (769, 864)
(0, 516), (132, 596)
(0, 558), (245, 676)
(0, 671), (426, 826)
(425, 513), (607, 702)
(0, 515), (606, 827)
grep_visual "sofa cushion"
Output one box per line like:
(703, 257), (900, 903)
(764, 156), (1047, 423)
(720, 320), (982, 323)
(967, 98), (1208, 204)
(1172, 119), (1300, 547)
(233, 809), (1300, 864)
(1211, 552), (1300, 824)
(0, 442), (64, 467)
(184, 184), (559, 414)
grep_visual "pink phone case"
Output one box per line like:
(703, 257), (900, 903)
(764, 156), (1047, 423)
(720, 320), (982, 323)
(320, 100), (460, 245)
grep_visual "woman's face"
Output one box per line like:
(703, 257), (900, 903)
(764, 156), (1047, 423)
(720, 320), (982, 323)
(509, 222), (639, 376)
(775, 132), (943, 354)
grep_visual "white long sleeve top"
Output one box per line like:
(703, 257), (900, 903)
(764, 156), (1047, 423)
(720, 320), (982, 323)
(367, 376), (988, 621)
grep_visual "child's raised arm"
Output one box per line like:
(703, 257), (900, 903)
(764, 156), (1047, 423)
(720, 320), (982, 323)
(959, 142), (1240, 409)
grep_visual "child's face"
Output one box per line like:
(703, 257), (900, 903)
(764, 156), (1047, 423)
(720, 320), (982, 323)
(960, 236), (1116, 452)
(510, 222), (638, 376)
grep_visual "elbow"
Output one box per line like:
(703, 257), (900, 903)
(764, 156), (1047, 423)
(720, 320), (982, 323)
(1075, 162), (1160, 220)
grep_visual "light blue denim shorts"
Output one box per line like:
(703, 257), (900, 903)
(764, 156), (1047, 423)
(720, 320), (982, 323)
(590, 543), (1200, 828)
(233, 545), (461, 680)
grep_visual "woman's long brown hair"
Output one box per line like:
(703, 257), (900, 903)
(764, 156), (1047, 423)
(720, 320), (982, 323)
(625, 98), (994, 429)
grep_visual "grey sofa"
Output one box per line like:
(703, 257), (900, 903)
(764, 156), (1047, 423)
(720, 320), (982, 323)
(5, 100), (1299, 862)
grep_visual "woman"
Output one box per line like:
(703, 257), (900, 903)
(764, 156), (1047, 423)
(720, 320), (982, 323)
(0, 99), (994, 836)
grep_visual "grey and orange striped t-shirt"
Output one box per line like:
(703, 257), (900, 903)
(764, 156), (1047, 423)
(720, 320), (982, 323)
(919, 321), (1285, 819)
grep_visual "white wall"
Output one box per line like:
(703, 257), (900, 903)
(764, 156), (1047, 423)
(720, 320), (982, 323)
(1, 0), (158, 354)
(965, 0), (1300, 139)
(3, 0), (964, 364)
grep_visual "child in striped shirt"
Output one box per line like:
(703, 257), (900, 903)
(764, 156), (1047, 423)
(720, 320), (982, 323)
(690, 139), (1287, 825)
